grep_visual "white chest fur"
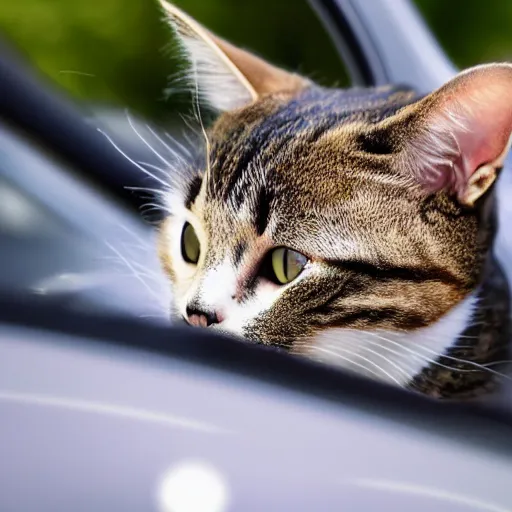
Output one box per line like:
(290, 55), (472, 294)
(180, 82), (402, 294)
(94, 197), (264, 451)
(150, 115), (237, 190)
(304, 293), (478, 387)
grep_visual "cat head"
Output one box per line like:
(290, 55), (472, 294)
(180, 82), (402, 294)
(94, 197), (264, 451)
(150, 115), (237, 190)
(157, 1), (512, 386)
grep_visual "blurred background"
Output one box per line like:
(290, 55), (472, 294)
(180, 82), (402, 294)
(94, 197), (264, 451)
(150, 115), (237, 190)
(1, 0), (511, 125)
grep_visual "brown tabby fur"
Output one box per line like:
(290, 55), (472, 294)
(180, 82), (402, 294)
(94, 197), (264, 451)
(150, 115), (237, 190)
(156, 0), (512, 398)
(162, 88), (486, 340)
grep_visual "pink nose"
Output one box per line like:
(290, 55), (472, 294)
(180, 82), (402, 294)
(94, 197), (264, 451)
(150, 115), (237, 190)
(187, 313), (209, 328)
(185, 307), (223, 327)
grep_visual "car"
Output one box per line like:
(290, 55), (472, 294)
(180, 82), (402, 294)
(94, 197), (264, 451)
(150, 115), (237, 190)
(1, 0), (511, 510)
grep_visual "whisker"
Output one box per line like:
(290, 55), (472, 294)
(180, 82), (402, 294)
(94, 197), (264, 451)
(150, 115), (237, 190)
(117, 223), (152, 246)
(314, 345), (402, 385)
(462, 320), (487, 328)
(137, 160), (189, 189)
(125, 110), (173, 168)
(364, 331), (512, 381)
(125, 186), (167, 196)
(341, 338), (417, 382)
(137, 161), (169, 176)
(97, 129), (169, 188)
(414, 344), (511, 381)
(340, 334), (474, 388)
(139, 313), (169, 320)
(59, 70), (96, 77)
(102, 241), (152, 255)
(190, 59), (211, 179)
(313, 346), (385, 381)
(104, 241), (162, 302)
(140, 202), (166, 212)
(316, 338), (413, 382)
(483, 360), (512, 367)
(145, 125), (188, 166)
(104, 264), (164, 286)
(164, 131), (192, 157)
(294, 332), (478, 379)
(181, 125), (202, 150)
(103, 259), (163, 283)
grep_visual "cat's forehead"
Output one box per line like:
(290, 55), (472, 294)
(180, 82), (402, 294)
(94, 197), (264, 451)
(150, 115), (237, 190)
(205, 86), (417, 197)
(187, 85), (427, 263)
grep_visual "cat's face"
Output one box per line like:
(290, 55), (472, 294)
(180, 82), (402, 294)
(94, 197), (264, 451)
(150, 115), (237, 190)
(157, 1), (512, 386)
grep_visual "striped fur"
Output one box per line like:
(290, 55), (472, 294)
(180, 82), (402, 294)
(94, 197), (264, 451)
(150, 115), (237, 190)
(157, 2), (512, 396)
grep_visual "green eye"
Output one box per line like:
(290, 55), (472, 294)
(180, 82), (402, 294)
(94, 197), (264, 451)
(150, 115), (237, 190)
(271, 247), (307, 284)
(181, 222), (200, 264)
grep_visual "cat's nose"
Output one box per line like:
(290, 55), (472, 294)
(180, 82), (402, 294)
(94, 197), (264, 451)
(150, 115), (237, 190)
(185, 306), (223, 327)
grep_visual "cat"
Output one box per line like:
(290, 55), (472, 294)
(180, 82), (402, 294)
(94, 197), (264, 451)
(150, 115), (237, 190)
(155, 0), (512, 399)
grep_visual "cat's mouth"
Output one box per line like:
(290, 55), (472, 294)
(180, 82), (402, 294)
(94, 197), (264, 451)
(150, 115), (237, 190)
(175, 313), (276, 348)
(176, 314), (248, 341)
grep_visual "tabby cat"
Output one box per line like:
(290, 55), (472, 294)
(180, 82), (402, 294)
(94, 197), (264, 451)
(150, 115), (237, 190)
(156, 1), (512, 399)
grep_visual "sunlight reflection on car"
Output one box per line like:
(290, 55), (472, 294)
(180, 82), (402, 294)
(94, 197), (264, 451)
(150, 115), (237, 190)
(157, 459), (230, 512)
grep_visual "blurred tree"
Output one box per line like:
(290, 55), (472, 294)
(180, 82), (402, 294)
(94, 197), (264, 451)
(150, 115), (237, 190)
(0, 0), (510, 122)
(0, 0), (344, 122)
(415, 0), (512, 66)
(0, 0), (171, 120)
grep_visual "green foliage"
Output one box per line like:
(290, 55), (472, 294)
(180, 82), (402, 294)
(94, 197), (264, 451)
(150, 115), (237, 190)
(0, 0), (172, 119)
(415, 0), (512, 67)
(0, 0), (510, 122)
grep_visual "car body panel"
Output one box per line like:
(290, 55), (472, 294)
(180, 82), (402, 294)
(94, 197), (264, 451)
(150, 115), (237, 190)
(2, 324), (512, 511)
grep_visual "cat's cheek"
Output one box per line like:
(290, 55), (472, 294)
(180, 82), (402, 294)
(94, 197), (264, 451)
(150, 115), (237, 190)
(219, 268), (316, 342)
(159, 214), (204, 315)
(165, 261), (199, 320)
(217, 282), (285, 339)
(293, 293), (477, 386)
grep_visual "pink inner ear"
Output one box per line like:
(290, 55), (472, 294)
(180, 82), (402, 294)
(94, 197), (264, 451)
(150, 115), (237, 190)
(460, 99), (512, 168)
(408, 65), (512, 198)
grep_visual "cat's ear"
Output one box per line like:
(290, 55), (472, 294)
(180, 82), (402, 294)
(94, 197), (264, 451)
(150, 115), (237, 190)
(159, 0), (309, 111)
(398, 64), (512, 207)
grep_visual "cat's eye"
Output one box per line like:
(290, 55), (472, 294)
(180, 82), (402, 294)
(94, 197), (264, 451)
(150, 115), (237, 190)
(270, 247), (307, 285)
(181, 222), (200, 264)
